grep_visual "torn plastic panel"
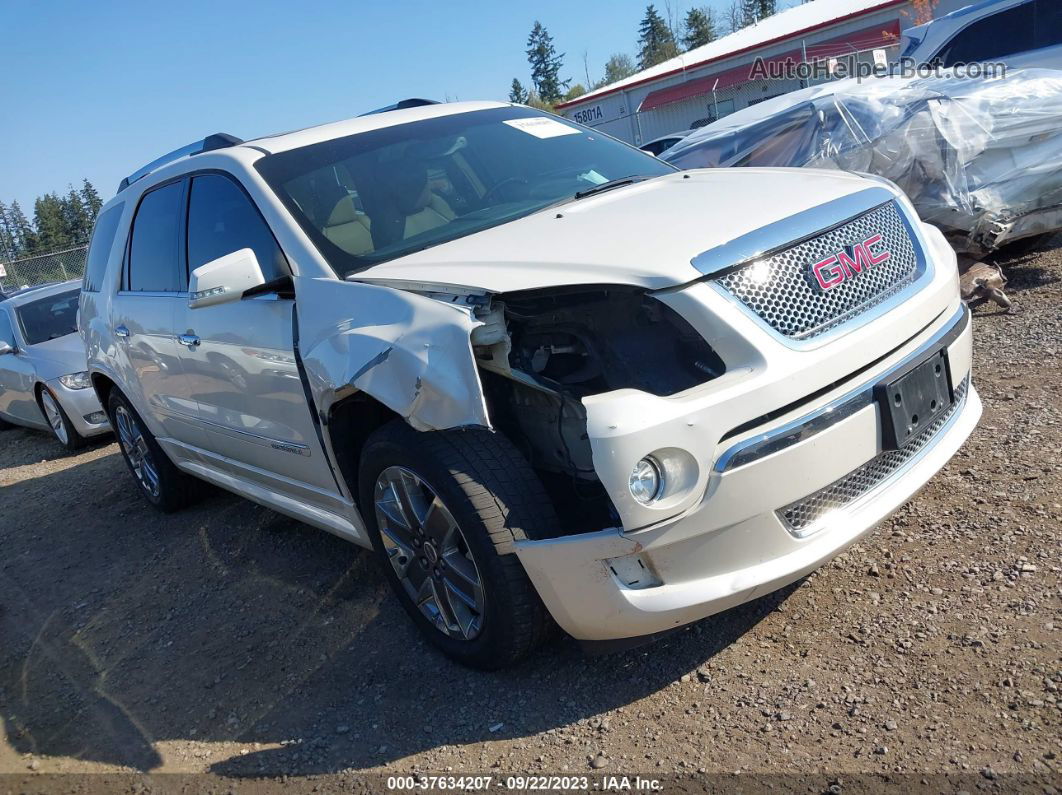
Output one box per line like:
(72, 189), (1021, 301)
(295, 276), (491, 432)
(664, 68), (1062, 254)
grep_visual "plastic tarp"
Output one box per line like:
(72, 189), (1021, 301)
(663, 69), (1062, 253)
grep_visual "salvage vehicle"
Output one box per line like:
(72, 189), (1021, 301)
(0, 281), (110, 448)
(900, 0), (1062, 71)
(81, 101), (981, 668)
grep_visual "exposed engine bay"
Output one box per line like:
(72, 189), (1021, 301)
(470, 286), (725, 532)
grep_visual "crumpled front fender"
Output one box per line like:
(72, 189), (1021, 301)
(295, 277), (491, 431)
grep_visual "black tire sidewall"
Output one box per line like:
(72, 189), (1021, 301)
(107, 390), (186, 512)
(38, 386), (85, 452)
(359, 424), (543, 669)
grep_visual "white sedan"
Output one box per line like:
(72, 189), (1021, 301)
(0, 281), (110, 450)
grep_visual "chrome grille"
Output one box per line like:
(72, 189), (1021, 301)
(779, 377), (968, 537)
(715, 202), (920, 339)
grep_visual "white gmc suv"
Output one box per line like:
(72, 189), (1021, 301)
(81, 100), (980, 668)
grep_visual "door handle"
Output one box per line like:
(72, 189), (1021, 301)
(114, 325), (130, 338)
(177, 333), (201, 349)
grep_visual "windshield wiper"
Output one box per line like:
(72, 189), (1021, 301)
(573, 174), (654, 200)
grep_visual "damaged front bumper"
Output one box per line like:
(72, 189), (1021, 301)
(515, 288), (980, 642)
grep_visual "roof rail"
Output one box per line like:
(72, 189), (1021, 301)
(359, 98), (440, 117)
(117, 132), (243, 193)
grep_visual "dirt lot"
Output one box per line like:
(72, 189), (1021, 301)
(1, 241), (1060, 791)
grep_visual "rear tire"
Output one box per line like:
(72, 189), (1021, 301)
(38, 386), (87, 452)
(359, 420), (558, 670)
(108, 390), (195, 513)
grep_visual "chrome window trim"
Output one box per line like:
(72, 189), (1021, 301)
(714, 303), (969, 474)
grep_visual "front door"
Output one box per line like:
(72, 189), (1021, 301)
(174, 173), (339, 495)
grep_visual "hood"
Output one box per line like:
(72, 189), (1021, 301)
(350, 168), (884, 294)
(26, 333), (90, 380)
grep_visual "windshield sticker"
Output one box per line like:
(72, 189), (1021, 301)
(503, 117), (581, 139)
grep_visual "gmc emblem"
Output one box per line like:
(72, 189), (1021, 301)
(810, 234), (891, 291)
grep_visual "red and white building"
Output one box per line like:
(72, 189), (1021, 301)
(556, 0), (973, 145)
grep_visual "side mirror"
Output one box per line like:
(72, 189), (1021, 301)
(189, 248), (266, 309)
(0, 340), (13, 356)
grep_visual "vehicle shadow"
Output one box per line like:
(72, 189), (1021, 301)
(0, 435), (794, 776)
(0, 426), (112, 470)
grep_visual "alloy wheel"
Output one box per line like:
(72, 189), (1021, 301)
(373, 466), (486, 640)
(40, 390), (68, 445)
(114, 404), (161, 498)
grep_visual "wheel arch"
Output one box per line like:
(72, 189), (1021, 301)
(324, 390), (402, 503)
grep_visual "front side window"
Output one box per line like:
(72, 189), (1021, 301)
(15, 289), (80, 345)
(127, 181), (185, 292)
(83, 202), (125, 293)
(936, 2), (1036, 66)
(187, 174), (288, 281)
(256, 106), (673, 278)
(0, 310), (16, 349)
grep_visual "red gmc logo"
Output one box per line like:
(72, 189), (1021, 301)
(810, 234), (891, 291)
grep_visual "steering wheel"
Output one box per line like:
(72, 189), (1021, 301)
(481, 177), (529, 204)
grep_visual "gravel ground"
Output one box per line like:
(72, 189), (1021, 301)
(0, 240), (1059, 791)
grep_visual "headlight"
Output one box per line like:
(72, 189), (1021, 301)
(59, 371), (91, 390)
(629, 457), (663, 504)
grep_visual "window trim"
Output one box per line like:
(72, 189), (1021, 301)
(183, 168), (291, 281)
(120, 175), (190, 295)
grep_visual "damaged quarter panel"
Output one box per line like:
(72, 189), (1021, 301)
(295, 277), (490, 432)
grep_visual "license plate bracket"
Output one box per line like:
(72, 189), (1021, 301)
(875, 348), (953, 450)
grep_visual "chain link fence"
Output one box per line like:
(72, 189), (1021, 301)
(0, 245), (88, 292)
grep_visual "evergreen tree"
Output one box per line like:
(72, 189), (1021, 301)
(33, 194), (70, 252)
(757, 0), (777, 19)
(638, 4), (680, 69)
(595, 53), (637, 88)
(563, 84), (587, 101)
(80, 179), (103, 220)
(509, 78), (529, 104)
(63, 187), (92, 244)
(526, 22), (568, 105)
(8, 201), (35, 256)
(741, 0), (760, 27)
(682, 7), (718, 51)
(0, 202), (16, 261)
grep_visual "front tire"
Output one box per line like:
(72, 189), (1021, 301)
(38, 386), (87, 451)
(359, 421), (558, 670)
(108, 390), (194, 512)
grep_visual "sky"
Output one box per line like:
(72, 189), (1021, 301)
(1, 0), (790, 215)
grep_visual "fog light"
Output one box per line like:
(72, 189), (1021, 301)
(84, 411), (107, 424)
(629, 457), (663, 504)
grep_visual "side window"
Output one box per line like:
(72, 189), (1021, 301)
(0, 310), (16, 349)
(187, 174), (288, 281)
(1037, 0), (1062, 48)
(127, 182), (185, 292)
(83, 202), (125, 293)
(937, 2), (1036, 66)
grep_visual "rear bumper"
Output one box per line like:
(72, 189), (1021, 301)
(46, 378), (111, 437)
(516, 305), (980, 642)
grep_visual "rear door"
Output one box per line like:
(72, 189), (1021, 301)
(174, 172), (338, 494)
(109, 179), (207, 450)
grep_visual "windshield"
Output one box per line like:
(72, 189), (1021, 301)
(16, 289), (80, 345)
(255, 106), (674, 277)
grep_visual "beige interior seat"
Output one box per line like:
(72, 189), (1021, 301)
(323, 195), (374, 255)
(403, 193), (455, 239)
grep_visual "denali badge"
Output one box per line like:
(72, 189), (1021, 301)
(810, 233), (891, 291)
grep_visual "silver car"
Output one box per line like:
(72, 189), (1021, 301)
(0, 281), (110, 449)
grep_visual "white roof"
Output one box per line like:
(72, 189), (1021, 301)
(563, 0), (901, 106)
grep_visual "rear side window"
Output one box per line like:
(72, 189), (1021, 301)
(1037, 0), (1062, 48)
(187, 174), (288, 281)
(936, 2), (1036, 66)
(127, 181), (185, 292)
(83, 202), (125, 293)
